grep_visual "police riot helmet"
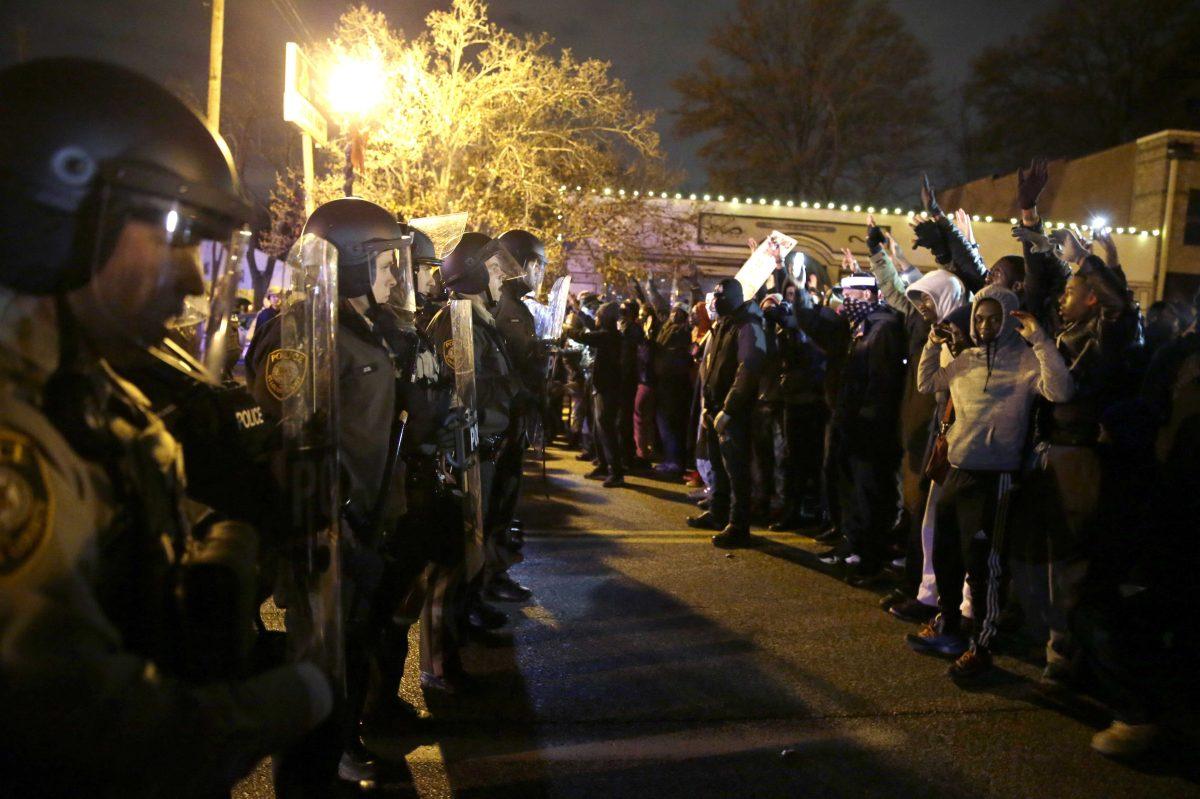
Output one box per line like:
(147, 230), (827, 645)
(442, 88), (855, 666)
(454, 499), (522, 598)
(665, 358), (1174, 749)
(439, 232), (492, 296)
(498, 229), (548, 296)
(402, 224), (440, 268)
(0, 58), (252, 295)
(303, 197), (408, 299)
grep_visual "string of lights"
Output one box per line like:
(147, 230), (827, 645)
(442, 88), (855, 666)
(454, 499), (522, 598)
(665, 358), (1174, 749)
(557, 185), (1162, 238)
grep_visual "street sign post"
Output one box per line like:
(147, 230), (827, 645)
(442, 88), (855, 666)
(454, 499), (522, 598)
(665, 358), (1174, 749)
(284, 42), (328, 217)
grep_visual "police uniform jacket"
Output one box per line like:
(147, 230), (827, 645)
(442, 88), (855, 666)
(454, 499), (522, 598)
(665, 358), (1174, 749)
(426, 300), (516, 441)
(247, 302), (399, 538)
(0, 290), (330, 798)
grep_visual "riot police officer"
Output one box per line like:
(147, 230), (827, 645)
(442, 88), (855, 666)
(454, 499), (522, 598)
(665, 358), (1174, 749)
(0, 58), (333, 798)
(247, 197), (413, 789)
(425, 233), (519, 635)
(487, 229), (550, 601)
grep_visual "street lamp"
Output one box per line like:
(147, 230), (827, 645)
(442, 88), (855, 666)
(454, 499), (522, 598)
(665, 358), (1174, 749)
(326, 54), (386, 196)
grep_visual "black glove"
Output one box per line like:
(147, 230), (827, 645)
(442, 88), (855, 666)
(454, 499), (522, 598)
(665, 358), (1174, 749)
(866, 221), (887, 255)
(921, 173), (942, 218)
(1016, 157), (1048, 211)
(911, 219), (951, 264)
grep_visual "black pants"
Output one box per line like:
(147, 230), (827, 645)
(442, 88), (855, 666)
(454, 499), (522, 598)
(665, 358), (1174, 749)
(592, 387), (623, 477)
(834, 436), (900, 571)
(783, 401), (827, 517)
(705, 412), (752, 528)
(933, 467), (1014, 651)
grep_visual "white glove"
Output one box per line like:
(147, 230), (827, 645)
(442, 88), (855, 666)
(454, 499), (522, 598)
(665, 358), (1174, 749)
(414, 350), (438, 381)
(714, 410), (731, 434)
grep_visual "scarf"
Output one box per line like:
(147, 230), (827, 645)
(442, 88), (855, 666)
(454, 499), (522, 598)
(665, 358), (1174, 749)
(842, 298), (881, 327)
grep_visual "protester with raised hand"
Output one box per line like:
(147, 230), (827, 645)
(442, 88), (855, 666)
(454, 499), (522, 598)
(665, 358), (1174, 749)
(908, 286), (1074, 681)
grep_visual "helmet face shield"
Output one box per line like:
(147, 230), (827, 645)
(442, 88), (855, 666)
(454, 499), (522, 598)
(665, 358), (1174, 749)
(89, 187), (250, 384)
(386, 240), (415, 314)
(526, 257), (547, 299)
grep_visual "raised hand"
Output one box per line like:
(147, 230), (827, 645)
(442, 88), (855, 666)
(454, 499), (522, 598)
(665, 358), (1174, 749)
(1016, 157), (1049, 210)
(954, 208), (976, 244)
(841, 247), (862, 273)
(1009, 310), (1042, 341)
(866, 213), (887, 254)
(921, 173), (943, 218)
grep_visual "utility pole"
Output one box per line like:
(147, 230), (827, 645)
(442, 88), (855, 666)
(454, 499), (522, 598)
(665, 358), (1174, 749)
(207, 0), (225, 130)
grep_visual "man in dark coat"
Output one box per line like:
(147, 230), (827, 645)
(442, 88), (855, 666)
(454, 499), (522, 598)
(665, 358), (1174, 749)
(686, 278), (767, 547)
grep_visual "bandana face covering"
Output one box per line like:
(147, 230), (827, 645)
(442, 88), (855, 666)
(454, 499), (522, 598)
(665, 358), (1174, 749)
(842, 297), (880, 326)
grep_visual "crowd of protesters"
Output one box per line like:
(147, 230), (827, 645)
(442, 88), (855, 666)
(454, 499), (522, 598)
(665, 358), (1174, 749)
(551, 163), (1200, 759)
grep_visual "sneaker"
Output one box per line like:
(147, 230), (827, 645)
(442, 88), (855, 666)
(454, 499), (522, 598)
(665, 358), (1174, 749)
(602, 474), (625, 488)
(813, 526), (841, 544)
(817, 549), (847, 565)
(1090, 721), (1158, 758)
(584, 465), (609, 479)
(889, 598), (938, 624)
(906, 619), (968, 657)
(712, 525), (754, 549)
(686, 511), (725, 531)
(948, 646), (993, 680)
(682, 470), (703, 486)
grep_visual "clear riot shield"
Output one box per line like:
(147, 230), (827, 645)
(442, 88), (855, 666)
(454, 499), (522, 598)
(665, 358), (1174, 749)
(278, 233), (344, 683)
(538, 274), (572, 340)
(409, 212), (469, 260)
(448, 299), (485, 579)
(733, 230), (797, 300)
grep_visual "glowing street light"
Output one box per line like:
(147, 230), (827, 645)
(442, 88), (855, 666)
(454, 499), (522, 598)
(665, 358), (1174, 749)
(327, 54), (387, 117)
(325, 53), (388, 196)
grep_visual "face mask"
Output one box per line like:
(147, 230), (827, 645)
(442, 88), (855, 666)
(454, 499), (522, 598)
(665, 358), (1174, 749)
(713, 293), (737, 318)
(842, 297), (879, 325)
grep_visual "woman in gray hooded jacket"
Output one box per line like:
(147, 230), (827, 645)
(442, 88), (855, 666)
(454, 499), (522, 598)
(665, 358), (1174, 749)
(907, 284), (1074, 680)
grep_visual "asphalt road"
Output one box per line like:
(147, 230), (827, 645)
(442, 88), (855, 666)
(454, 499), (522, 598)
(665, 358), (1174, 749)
(238, 446), (1199, 798)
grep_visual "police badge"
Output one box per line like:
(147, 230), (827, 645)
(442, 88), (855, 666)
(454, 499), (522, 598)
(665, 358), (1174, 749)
(443, 338), (462, 373)
(265, 348), (307, 401)
(0, 429), (52, 577)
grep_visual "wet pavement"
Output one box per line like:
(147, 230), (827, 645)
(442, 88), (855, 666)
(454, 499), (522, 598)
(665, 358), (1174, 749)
(237, 446), (1200, 798)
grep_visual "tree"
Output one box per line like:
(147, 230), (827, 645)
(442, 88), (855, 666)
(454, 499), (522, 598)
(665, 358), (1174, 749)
(271, 0), (695, 281)
(672, 0), (938, 201)
(962, 0), (1200, 178)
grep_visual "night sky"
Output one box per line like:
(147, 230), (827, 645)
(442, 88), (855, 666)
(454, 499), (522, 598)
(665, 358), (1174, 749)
(2, 0), (1045, 192)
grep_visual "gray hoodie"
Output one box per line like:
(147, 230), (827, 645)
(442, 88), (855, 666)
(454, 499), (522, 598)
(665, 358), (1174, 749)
(917, 285), (1074, 471)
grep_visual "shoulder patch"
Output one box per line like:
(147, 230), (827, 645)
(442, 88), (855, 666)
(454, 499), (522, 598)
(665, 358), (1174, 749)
(266, 348), (307, 400)
(0, 429), (53, 577)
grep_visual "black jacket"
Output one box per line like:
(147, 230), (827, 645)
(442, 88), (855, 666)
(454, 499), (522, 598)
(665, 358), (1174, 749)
(699, 301), (766, 418)
(833, 307), (906, 453)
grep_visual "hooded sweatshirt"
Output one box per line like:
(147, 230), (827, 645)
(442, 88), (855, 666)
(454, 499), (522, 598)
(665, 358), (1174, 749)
(899, 269), (967, 465)
(917, 285), (1074, 471)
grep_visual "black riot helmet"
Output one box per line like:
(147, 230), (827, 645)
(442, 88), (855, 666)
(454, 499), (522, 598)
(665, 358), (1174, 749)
(439, 232), (492, 296)
(303, 197), (408, 299)
(498, 229), (547, 295)
(0, 58), (252, 294)
(402, 223), (440, 268)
